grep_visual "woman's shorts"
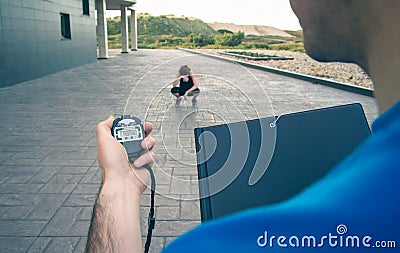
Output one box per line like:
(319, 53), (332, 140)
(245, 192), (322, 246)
(171, 87), (200, 96)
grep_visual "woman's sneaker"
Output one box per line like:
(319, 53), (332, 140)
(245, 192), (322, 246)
(175, 97), (182, 107)
(192, 100), (198, 108)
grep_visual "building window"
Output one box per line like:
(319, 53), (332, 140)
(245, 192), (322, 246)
(82, 0), (90, 15)
(60, 13), (71, 39)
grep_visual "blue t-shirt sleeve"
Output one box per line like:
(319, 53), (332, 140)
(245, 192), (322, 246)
(162, 200), (353, 252)
(163, 165), (399, 252)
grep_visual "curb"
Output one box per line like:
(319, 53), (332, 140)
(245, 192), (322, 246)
(179, 48), (374, 98)
(219, 51), (294, 61)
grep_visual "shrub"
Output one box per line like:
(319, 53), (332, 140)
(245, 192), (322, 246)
(216, 31), (245, 47)
(192, 34), (215, 47)
(269, 42), (305, 52)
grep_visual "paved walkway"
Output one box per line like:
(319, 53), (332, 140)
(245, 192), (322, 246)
(0, 49), (378, 252)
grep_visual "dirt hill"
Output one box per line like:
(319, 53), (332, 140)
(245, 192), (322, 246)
(208, 22), (294, 37)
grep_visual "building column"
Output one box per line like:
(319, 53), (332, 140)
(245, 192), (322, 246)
(130, 8), (138, 51)
(120, 6), (129, 53)
(96, 0), (108, 59)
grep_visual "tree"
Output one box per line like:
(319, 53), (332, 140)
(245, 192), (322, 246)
(107, 17), (121, 35)
(217, 29), (233, 34)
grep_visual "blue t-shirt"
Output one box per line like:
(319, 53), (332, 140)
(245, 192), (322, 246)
(163, 101), (400, 252)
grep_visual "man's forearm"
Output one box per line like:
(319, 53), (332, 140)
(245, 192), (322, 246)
(86, 180), (143, 253)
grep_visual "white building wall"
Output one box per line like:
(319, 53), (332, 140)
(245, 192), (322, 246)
(0, 0), (98, 87)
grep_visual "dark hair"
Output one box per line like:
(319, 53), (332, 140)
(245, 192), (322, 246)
(179, 65), (191, 76)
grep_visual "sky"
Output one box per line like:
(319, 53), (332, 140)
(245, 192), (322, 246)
(107, 0), (302, 31)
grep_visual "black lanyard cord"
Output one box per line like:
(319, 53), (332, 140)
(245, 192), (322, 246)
(143, 164), (156, 253)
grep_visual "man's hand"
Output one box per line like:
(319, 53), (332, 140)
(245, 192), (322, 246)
(96, 115), (155, 194)
(86, 116), (156, 253)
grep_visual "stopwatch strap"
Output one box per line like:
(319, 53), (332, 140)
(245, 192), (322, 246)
(143, 164), (156, 253)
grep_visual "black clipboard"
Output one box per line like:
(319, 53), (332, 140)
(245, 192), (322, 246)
(194, 103), (371, 222)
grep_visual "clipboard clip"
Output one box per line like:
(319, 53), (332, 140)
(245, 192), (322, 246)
(269, 115), (282, 128)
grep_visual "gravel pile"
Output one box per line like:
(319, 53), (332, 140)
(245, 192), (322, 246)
(195, 49), (373, 89)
